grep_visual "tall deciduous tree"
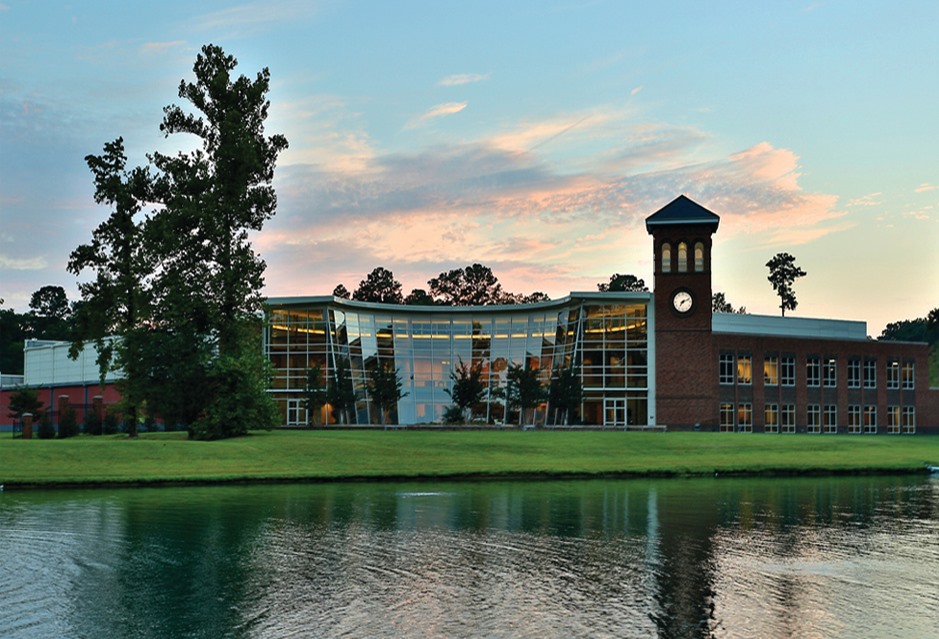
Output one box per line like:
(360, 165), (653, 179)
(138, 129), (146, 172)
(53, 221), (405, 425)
(353, 267), (403, 304)
(548, 364), (582, 426)
(303, 362), (328, 426)
(506, 361), (546, 426)
(429, 263), (504, 306)
(148, 44), (287, 439)
(445, 357), (486, 421)
(766, 253), (806, 317)
(327, 357), (357, 424)
(68, 137), (154, 437)
(597, 274), (648, 292)
(368, 363), (407, 425)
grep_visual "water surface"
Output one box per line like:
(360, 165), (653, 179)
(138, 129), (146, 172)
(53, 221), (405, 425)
(1, 476), (937, 638)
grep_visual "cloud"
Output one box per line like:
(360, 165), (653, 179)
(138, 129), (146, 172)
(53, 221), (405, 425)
(914, 183), (937, 193)
(140, 40), (186, 55)
(0, 254), (48, 270)
(847, 192), (883, 207)
(193, 1), (318, 34)
(438, 73), (490, 87)
(406, 102), (467, 128)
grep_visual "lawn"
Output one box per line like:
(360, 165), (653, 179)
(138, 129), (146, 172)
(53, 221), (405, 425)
(1, 429), (938, 488)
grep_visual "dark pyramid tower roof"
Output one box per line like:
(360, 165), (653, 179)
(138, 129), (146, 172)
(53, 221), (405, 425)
(645, 194), (720, 234)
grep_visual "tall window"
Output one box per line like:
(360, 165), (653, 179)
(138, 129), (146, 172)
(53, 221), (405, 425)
(864, 359), (877, 389)
(823, 358), (837, 388)
(887, 405), (900, 434)
(781, 404), (796, 433)
(737, 354), (752, 385)
(848, 358), (861, 389)
(661, 243), (672, 273)
(781, 356), (796, 386)
(765, 403), (779, 433)
(807, 404), (821, 433)
(887, 361), (900, 389)
(720, 402), (735, 432)
(902, 362), (915, 389)
(902, 406), (916, 434)
(807, 357), (821, 387)
(719, 353), (735, 385)
(738, 403), (753, 432)
(764, 355), (779, 386)
(677, 242), (688, 273)
(824, 405), (838, 434)
(864, 405), (877, 433)
(848, 405), (861, 434)
(694, 242), (704, 272)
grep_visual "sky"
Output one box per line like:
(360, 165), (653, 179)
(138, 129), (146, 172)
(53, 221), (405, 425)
(1, 0), (937, 337)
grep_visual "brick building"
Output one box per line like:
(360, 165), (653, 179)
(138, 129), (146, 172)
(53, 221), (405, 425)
(647, 195), (937, 433)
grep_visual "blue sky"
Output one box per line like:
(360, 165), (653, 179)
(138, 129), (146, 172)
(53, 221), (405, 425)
(1, 0), (937, 336)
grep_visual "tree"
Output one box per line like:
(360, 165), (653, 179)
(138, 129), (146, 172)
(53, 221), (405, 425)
(146, 44), (288, 439)
(506, 361), (546, 426)
(444, 357), (486, 421)
(353, 267), (403, 304)
(327, 357), (357, 424)
(766, 253), (806, 317)
(501, 291), (551, 304)
(597, 274), (648, 292)
(0, 306), (29, 375)
(368, 363), (407, 425)
(548, 364), (582, 426)
(303, 362), (328, 426)
(332, 284), (351, 299)
(25, 285), (72, 340)
(58, 406), (79, 439)
(429, 263), (504, 306)
(712, 291), (747, 314)
(404, 288), (435, 306)
(7, 386), (43, 423)
(68, 137), (154, 437)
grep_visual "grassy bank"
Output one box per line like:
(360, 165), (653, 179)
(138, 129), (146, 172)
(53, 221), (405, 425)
(2, 429), (938, 488)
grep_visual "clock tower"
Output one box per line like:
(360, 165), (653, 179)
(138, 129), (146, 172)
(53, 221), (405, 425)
(646, 195), (720, 429)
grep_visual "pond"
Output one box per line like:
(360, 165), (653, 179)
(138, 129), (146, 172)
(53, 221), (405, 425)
(1, 476), (937, 638)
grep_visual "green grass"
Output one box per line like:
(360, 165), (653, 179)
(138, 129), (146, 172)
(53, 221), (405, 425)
(2, 429), (938, 488)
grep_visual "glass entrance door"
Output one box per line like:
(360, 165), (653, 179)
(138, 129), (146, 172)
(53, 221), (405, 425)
(604, 398), (626, 428)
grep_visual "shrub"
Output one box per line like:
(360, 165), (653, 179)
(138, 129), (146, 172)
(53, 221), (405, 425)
(103, 412), (121, 435)
(58, 407), (79, 439)
(83, 410), (102, 436)
(37, 412), (56, 439)
(443, 405), (464, 424)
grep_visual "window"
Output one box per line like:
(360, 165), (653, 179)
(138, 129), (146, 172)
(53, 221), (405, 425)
(887, 405), (900, 434)
(807, 404), (821, 433)
(807, 357), (820, 387)
(694, 242), (704, 272)
(737, 354), (752, 385)
(661, 243), (671, 273)
(738, 403), (753, 432)
(864, 359), (876, 389)
(286, 399), (306, 427)
(848, 405), (861, 434)
(765, 403), (779, 433)
(887, 361), (900, 389)
(902, 406), (916, 434)
(823, 358), (837, 388)
(902, 362), (914, 390)
(678, 242), (688, 273)
(864, 405), (877, 433)
(848, 358), (861, 389)
(781, 356), (795, 386)
(764, 355), (779, 386)
(719, 353), (735, 385)
(781, 404), (796, 433)
(824, 405), (837, 433)
(720, 403), (735, 432)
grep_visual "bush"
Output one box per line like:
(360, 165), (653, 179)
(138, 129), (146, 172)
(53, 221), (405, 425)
(443, 405), (464, 424)
(83, 410), (102, 435)
(58, 407), (79, 439)
(37, 412), (56, 439)
(103, 412), (121, 435)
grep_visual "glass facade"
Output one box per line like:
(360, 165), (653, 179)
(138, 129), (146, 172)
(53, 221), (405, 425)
(264, 293), (653, 428)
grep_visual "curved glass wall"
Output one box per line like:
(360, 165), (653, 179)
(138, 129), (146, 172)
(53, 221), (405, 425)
(264, 293), (653, 428)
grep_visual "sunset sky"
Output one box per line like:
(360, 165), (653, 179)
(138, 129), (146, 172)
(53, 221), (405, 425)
(1, 0), (937, 336)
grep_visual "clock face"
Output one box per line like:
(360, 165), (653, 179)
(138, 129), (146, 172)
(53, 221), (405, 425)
(672, 290), (694, 314)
